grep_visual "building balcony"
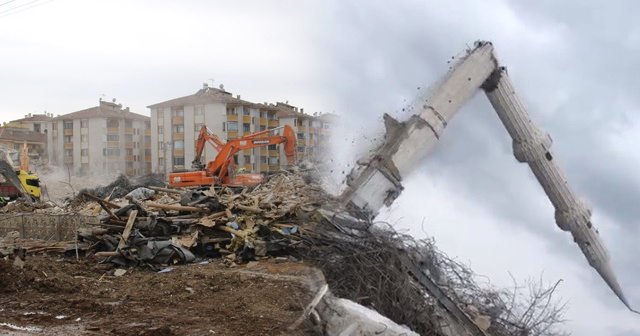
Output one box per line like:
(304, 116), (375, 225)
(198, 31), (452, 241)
(308, 139), (315, 146)
(173, 133), (184, 140)
(242, 115), (251, 123)
(107, 127), (119, 133)
(309, 127), (316, 133)
(125, 128), (134, 134)
(227, 131), (238, 138)
(125, 142), (134, 148)
(125, 169), (135, 175)
(259, 164), (268, 171)
(145, 155), (151, 162)
(298, 125), (306, 132)
(107, 155), (119, 161)
(64, 143), (73, 149)
(63, 129), (73, 135)
(172, 117), (184, 124)
(145, 143), (151, 148)
(268, 150), (278, 156)
(107, 141), (119, 148)
(260, 148), (267, 155)
(268, 120), (278, 128)
(173, 149), (184, 156)
(259, 118), (267, 125)
(243, 163), (252, 171)
(144, 129), (151, 135)
(125, 155), (135, 161)
(243, 149), (252, 155)
(268, 165), (279, 171)
(226, 115), (238, 122)
(64, 156), (73, 164)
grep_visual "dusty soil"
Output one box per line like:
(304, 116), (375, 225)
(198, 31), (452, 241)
(0, 255), (319, 335)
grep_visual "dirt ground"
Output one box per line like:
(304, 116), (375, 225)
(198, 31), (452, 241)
(0, 255), (319, 336)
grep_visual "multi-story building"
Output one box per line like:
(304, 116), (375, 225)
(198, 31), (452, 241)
(10, 112), (54, 134)
(48, 99), (152, 176)
(147, 83), (337, 176)
(0, 124), (48, 164)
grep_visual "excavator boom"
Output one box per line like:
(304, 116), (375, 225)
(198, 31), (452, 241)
(339, 40), (633, 313)
(169, 125), (297, 188)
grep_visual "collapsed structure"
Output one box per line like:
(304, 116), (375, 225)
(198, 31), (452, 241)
(339, 40), (633, 313)
(0, 40), (634, 335)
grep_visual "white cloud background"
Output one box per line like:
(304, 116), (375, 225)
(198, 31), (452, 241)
(2, 0), (640, 334)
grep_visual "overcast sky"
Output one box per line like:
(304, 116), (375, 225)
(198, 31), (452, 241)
(2, 0), (639, 334)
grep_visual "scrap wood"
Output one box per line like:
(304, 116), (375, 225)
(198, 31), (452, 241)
(117, 210), (138, 250)
(146, 202), (209, 213)
(236, 204), (262, 214)
(83, 193), (120, 209)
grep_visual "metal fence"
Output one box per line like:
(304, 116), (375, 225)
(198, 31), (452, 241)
(0, 213), (98, 241)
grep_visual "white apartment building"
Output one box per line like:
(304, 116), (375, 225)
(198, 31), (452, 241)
(148, 83), (338, 176)
(48, 99), (151, 176)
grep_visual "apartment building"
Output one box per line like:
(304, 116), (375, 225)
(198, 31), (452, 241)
(10, 112), (54, 134)
(48, 99), (152, 176)
(0, 124), (48, 164)
(148, 83), (337, 176)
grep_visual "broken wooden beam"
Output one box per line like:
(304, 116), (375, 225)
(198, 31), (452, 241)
(146, 202), (209, 213)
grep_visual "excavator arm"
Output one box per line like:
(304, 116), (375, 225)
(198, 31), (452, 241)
(192, 125), (225, 170)
(205, 125), (297, 182)
(339, 40), (634, 313)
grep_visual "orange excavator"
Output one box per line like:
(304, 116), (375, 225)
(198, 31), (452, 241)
(168, 125), (297, 188)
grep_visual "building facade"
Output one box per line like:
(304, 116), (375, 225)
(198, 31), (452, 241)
(147, 83), (337, 176)
(48, 99), (152, 176)
(0, 125), (48, 165)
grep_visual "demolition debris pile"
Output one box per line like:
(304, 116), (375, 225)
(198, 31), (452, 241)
(0, 168), (568, 336)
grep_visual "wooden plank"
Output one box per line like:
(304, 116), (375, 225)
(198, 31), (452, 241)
(83, 193), (120, 209)
(117, 210), (138, 250)
(146, 202), (209, 213)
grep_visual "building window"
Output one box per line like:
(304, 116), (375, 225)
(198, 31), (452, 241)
(226, 107), (236, 115)
(104, 148), (120, 156)
(144, 136), (151, 142)
(243, 123), (250, 132)
(159, 142), (165, 149)
(225, 122), (238, 132)
(126, 148), (133, 155)
(107, 119), (119, 128)
(173, 140), (184, 149)
(260, 157), (266, 164)
(243, 108), (250, 116)
(267, 144), (277, 150)
(81, 149), (88, 156)
(173, 124), (184, 134)
(268, 157), (278, 165)
(297, 133), (305, 139)
(63, 121), (73, 130)
(52, 123), (57, 130)
(81, 135), (88, 142)
(158, 126), (163, 134)
(157, 109), (164, 118)
(34, 124), (41, 132)
(172, 109), (184, 117)
(243, 155), (251, 163)
(144, 149), (151, 155)
(195, 106), (204, 115)
(125, 134), (133, 142)
(125, 120), (133, 128)
(64, 135), (72, 143)
(65, 149), (73, 157)
(195, 123), (204, 132)
(259, 111), (266, 118)
(158, 158), (164, 166)
(298, 146), (305, 153)
(173, 157), (185, 166)
(259, 125), (266, 132)
(107, 134), (119, 141)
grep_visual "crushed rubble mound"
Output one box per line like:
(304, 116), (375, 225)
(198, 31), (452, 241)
(0, 167), (568, 336)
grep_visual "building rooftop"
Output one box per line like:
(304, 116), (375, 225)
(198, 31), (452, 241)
(0, 127), (47, 143)
(11, 113), (54, 123)
(147, 83), (256, 109)
(53, 100), (149, 121)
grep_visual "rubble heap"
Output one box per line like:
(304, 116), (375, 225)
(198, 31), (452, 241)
(2, 167), (568, 336)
